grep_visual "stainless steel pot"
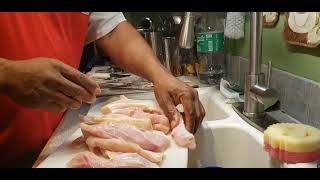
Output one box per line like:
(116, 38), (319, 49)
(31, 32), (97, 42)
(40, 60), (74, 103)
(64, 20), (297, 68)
(137, 18), (164, 64)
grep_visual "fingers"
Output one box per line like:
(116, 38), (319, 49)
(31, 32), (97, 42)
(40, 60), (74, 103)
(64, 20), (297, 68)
(156, 93), (180, 129)
(179, 93), (196, 133)
(58, 62), (101, 95)
(41, 101), (67, 112)
(56, 75), (97, 103)
(48, 90), (82, 110)
(199, 100), (206, 122)
(178, 89), (205, 134)
(193, 103), (201, 133)
(192, 90), (206, 133)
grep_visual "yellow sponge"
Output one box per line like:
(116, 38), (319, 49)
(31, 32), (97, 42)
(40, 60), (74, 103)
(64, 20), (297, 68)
(264, 123), (320, 163)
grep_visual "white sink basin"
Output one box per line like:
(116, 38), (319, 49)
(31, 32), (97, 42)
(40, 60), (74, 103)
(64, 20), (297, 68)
(189, 123), (270, 168)
(189, 87), (317, 168)
(198, 87), (229, 121)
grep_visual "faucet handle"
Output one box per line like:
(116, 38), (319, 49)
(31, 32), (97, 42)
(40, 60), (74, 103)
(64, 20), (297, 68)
(266, 61), (272, 88)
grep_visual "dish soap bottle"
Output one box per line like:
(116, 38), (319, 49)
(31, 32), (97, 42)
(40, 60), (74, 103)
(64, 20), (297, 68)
(196, 12), (225, 85)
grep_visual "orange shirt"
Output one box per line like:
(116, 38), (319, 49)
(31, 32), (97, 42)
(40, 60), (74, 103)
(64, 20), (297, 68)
(0, 12), (89, 166)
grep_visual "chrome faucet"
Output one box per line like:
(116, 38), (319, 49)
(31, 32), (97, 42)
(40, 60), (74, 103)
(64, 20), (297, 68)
(232, 12), (280, 132)
(243, 12), (279, 120)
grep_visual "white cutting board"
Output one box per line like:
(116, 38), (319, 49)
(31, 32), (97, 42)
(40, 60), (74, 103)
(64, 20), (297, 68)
(37, 96), (188, 168)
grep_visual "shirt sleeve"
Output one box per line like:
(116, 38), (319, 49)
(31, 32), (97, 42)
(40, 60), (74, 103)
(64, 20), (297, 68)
(85, 12), (126, 44)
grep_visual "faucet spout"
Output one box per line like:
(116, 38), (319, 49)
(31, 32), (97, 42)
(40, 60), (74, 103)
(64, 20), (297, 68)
(243, 12), (279, 119)
(250, 84), (279, 110)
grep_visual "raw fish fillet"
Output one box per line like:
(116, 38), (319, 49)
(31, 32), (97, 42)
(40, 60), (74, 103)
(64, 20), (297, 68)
(66, 151), (146, 168)
(103, 151), (159, 168)
(80, 113), (153, 131)
(80, 122), (170, 152)
(86, 136), (164, 163)
(112, 107), (170, 134)
(171, 115), (196, 149)
(100, 95), (161, 115)
(99, 95), (196, 149)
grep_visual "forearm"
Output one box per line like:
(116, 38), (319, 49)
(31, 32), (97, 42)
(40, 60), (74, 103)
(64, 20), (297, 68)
(95, 21), (171, 83)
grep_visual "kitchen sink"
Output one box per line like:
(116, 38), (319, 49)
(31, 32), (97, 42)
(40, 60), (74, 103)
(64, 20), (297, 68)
(191, 87), (317, 168)
(190, 86), (272, 168)
(198, 87), (229, 121)
(188, 124), (270, 168)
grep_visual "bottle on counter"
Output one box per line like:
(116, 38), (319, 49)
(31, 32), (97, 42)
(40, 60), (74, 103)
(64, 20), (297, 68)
(196, 12), (225, 85)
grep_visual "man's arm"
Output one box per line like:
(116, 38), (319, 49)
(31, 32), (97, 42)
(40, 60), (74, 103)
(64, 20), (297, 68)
(95, 21), (205, 133)
(95, 21), (167, 83)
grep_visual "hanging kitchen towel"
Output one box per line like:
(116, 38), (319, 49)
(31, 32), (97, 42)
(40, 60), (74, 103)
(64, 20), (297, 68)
(263, 12), (279, 28)
(283, 12), (320, 48)
(224, 12), (245, 39)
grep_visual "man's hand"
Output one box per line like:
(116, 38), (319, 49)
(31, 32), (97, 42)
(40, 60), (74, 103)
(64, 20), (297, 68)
(153, 74), (205, 134)
(0, 58), (101, 112)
